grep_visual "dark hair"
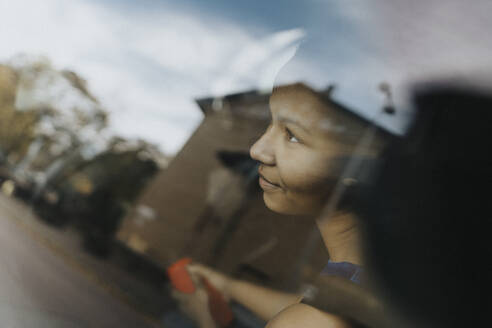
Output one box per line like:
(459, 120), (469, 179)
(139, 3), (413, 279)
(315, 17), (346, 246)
(358, 84), (492, 327)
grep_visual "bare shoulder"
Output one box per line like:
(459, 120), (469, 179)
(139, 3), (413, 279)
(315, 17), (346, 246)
(266, 303), (353, 328)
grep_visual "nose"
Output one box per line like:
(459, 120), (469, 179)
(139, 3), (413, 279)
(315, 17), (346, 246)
(250, 128), (275, 166)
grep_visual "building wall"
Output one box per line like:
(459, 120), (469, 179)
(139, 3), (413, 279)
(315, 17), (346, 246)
(117, 104), (329, 288)
(116, 85), (389, 288)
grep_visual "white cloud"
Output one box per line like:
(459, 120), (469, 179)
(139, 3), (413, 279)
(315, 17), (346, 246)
(3, 0), (490, 154)
(210, 28), (305, 95)
(287, 0), (492, 135)
(0, 0), (306, 154)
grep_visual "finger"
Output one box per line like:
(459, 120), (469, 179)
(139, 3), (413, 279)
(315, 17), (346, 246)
(186, 264), (207, 287)
(196, 287), (208, 300)
(187, 263), (210, 276)
(171, 289), (191, 302)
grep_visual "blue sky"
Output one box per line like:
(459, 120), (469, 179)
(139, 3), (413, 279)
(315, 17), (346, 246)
(89, 0), (315, 32)
(1, 0), (491, 153)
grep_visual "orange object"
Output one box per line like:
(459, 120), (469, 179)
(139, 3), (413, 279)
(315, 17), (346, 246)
(202, 277), (234, 327)
(167, 257), (195, 294)
(168, 258), (235, 326)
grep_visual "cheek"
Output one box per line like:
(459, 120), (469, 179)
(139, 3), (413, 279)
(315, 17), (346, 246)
(278, 151), (335, 194)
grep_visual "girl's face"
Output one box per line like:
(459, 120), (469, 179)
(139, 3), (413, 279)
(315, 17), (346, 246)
(250, 86), (354, 215)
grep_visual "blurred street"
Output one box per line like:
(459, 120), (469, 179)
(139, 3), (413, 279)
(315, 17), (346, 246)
(0, 193), (161, 328)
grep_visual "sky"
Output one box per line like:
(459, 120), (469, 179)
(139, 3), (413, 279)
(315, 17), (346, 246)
(1, 0), (491, 154)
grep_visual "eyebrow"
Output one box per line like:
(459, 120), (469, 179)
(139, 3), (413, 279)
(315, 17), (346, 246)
(277, 116), (311, 134)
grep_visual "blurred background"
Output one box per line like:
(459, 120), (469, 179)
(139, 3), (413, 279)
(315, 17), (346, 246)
(0, 0), (491, 327)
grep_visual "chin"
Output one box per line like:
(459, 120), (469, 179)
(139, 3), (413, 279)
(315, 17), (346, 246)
(263, 193), (322, 216)
(263, 193), (305, 216)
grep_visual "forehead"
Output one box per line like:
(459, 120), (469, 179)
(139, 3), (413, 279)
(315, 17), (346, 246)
(270, 86), (326, 115)
(269, 86), (340, 132)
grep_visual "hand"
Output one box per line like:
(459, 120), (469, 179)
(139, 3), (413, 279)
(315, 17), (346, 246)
(187, 264), (233, 300)
(172, 286), (218, 328)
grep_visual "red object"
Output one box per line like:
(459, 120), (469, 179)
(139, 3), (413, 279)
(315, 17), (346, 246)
(168, 258), (235, 326)
(202, 277), (234, 327)
(167, 257), (195, 294)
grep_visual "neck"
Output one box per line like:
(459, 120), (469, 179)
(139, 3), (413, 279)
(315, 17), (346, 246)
(316, 211), (362, 265)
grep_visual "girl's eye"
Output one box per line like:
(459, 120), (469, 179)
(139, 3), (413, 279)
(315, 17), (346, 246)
(286, 128), (300, 143)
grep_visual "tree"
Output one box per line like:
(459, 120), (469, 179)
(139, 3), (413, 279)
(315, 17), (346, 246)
(0, 65), (38, 163)
(3, 55), (109, 194)
(56, 137), (161, 256)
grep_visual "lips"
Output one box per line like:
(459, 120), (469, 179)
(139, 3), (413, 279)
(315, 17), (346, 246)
(258, 171), (281, 191)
